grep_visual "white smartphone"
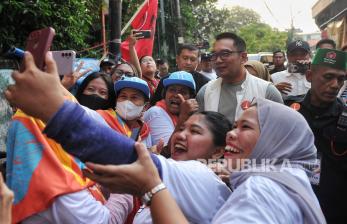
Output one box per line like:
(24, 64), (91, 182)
(52, 50), (76, 75)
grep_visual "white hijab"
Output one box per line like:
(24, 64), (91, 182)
(231, 98), (326, 223)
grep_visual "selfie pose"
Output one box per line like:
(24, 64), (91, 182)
(6, 51), (325, 223)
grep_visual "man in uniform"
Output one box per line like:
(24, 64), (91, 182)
(293, 48), (347, 223)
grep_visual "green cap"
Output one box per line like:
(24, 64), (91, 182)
(312, 48), (347, 70)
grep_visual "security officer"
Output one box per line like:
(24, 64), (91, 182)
(291, 48), (347, 223)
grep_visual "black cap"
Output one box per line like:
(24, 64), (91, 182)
(201, 52), (211, 61)
(287, 40), (310, 54)
(100, 58), (116, 66)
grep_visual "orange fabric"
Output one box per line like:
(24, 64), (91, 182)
(155, 99), (178, 126)
(8, 93), (105, 223)
(8, 111), (105, 224)
(97, 108), (150, 139)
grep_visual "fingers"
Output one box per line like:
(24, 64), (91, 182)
(45, 51), (58, 75)
(134, 142), (150, 160)
(156, 138), (164, 153)
(80, 68), (92, 77)
(23, 51), (36, 71)
(85, 162), (120, 176)
(177, 94), (185, 103)
(75, 61), (84, 73)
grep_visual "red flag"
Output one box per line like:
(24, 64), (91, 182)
(121, 0), (158, 61)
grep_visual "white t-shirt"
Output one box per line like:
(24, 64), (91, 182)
(212, 168), (318, 223)
(134, 156), (232, 224)
(144, 106), (175, 146)
(271, 70), (311, 96)
(23, 190), (133, 224)
(200, 70), (217, 80)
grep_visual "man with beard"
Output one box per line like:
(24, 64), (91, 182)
(293, 48), (347, 223)
(196, 32), (282, 124)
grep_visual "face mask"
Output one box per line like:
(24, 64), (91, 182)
(78, 94), (110, 110)
(116, 100), (144, 120)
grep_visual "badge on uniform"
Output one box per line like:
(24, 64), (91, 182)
(290, 103), (301, 111)
(241, 100), (251, 110)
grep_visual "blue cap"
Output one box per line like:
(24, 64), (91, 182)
(114, 76), (150, 99)
(163, 71), (196, 91)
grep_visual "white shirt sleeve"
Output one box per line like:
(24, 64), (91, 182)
(143, 107), (175, 146)
(23, 189), (110, 224)
(134, 156), (231, 224)
(212, 176), (304, 224)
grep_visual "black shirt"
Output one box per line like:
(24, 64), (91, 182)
(298, 91), (347, 223)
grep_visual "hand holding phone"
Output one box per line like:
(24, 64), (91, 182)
(132, 30), (151, 40)
(21, 27), (55, 71)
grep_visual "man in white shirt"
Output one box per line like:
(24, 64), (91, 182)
(199, 52), (217, 80)
(196, 32), (283, 124)
(271, 40), (312, 104)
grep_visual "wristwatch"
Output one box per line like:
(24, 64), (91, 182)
(142, 182), (166, 206)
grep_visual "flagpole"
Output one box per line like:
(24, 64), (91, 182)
(121, 0), (148, 35)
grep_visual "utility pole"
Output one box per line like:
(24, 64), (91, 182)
(159, 0), (168, 58)
(109, 0), (122, 61)
(175, 0), (184, 44)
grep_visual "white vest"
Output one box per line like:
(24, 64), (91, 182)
(204, 71), (269, 120)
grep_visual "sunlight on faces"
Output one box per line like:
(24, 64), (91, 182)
(83, 77), (109, 99)
(224, 106), (260, 169)
(171, 114), (220, 161)
(116, 88), (146, 106)
(176, 49), (199, 73)
(164, 84), (191, 115)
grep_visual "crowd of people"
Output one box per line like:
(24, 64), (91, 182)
(1, 29), (347, 224)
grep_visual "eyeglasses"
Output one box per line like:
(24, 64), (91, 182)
(210, 50), (242, 61)
(114, 69), (134, 77)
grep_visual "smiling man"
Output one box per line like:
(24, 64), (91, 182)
(196, 32), (283, 124)
(294, 48), (347, 223)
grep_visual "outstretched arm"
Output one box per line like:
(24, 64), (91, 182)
(5, 51), (161, 172)
(83, 142), (188, 224)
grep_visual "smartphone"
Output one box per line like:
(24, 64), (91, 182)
(21, 27), (56, 71)
(132, 30), (151, 39)
(52, 50), (76, 75)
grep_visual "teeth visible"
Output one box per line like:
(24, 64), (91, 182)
(225, 145), (240, 153)
(174, 144), (186, 151)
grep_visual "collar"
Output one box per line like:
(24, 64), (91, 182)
(301, 91), (342, 117)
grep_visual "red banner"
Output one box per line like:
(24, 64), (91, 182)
(121, 0), (158, 61)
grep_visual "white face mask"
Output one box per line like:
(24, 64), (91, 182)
(116, 100), (144, 120)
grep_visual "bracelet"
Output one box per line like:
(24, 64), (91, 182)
(142, 182), (166, 206)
